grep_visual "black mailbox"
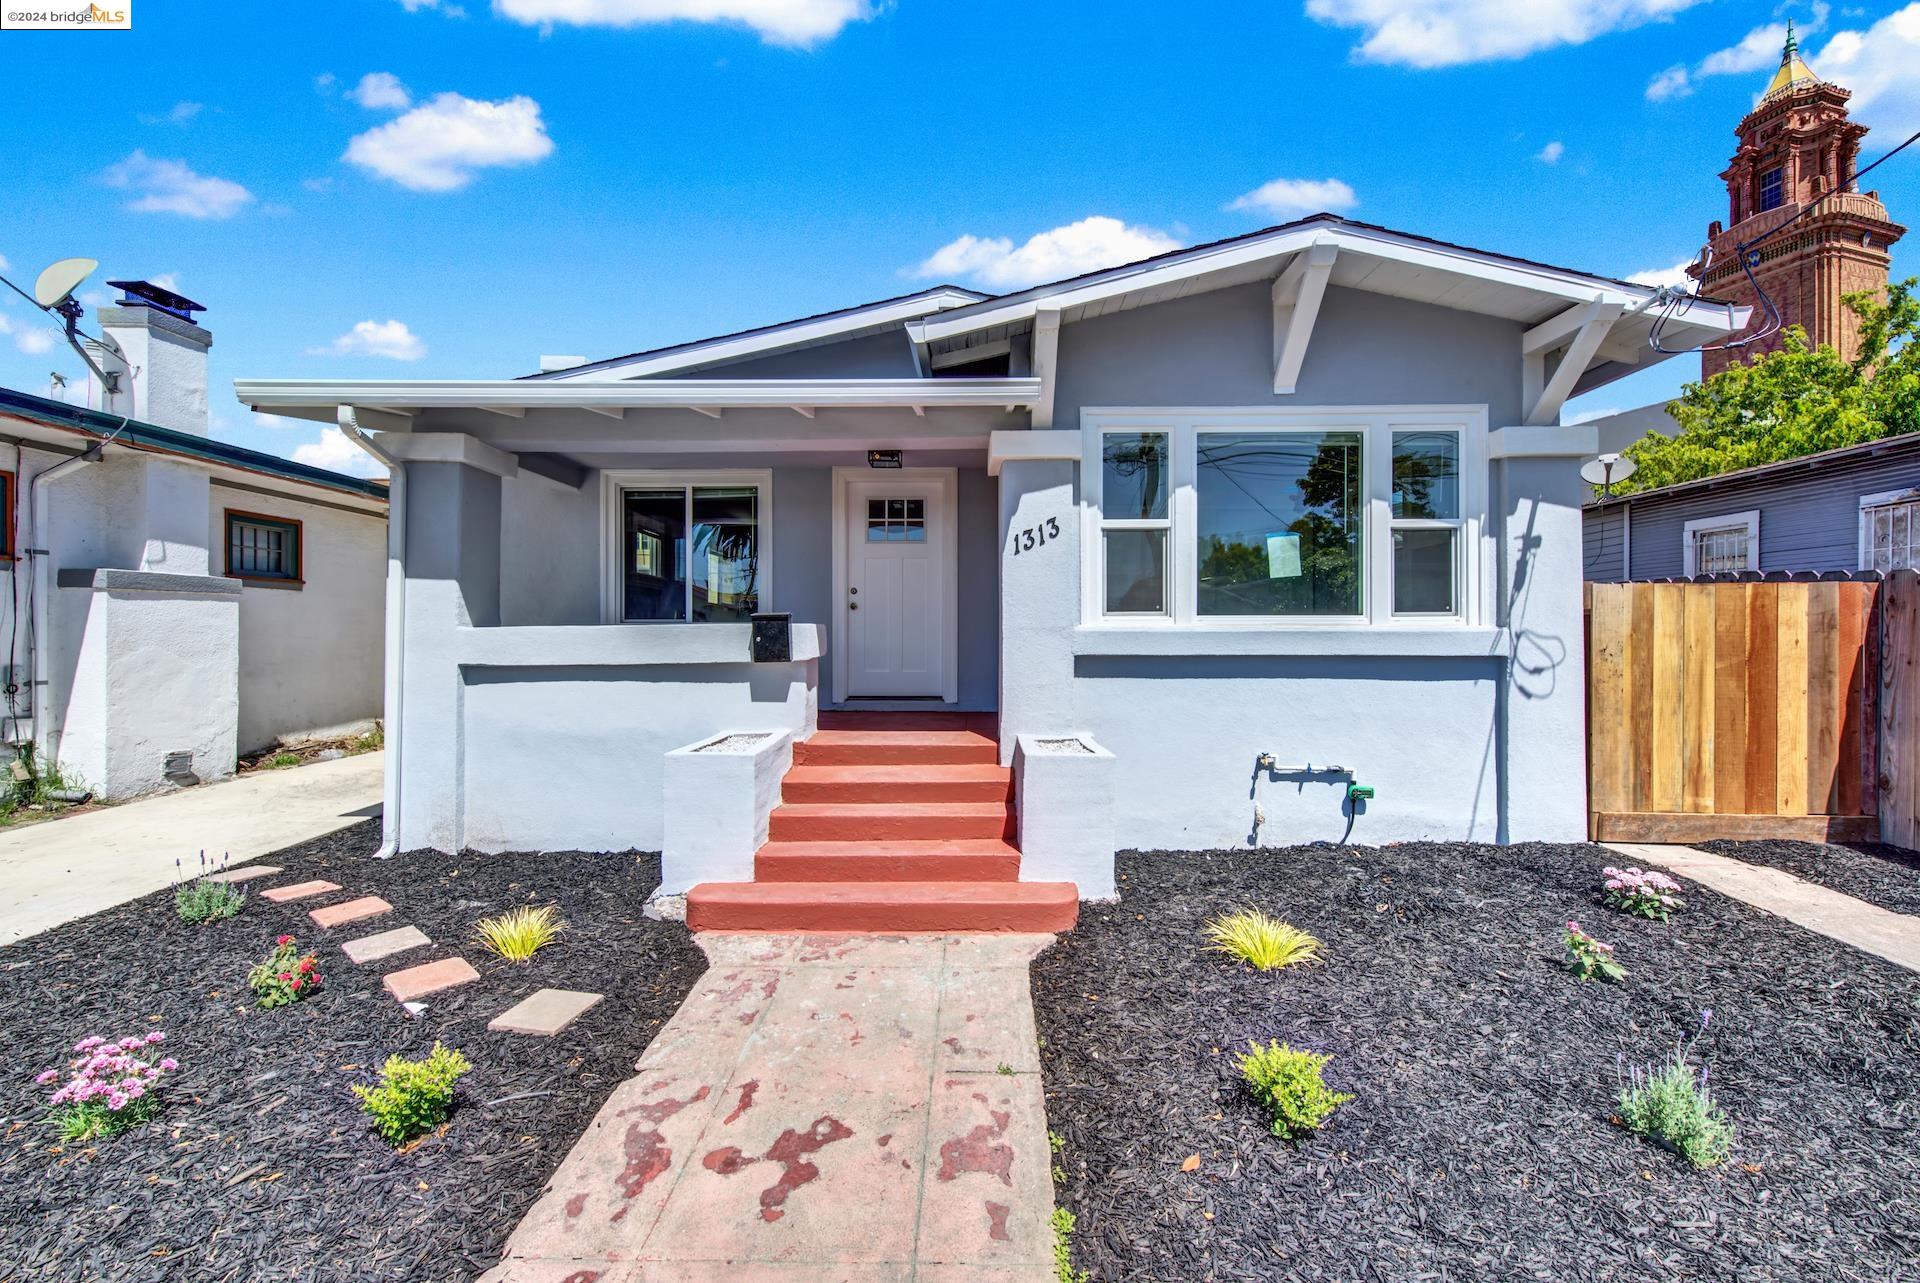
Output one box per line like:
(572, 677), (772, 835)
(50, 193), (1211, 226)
(750, 612), (792, 663)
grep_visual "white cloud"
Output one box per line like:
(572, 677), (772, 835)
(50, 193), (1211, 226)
(315, 72), (337, 93)
(0, 252), (9, 270)
(1564, 405), (1623, 426)
(910, 216), (1183, 291)
(493, 0), (874, 48)
(0, 313), (58, 356)
(1305, 0), (1709, 69)
(344, 92), (554, 191)
(99, 151), (254, 218)
(1647, 4), (1829, 101)
(302, 176), (337, 193)
(149, 272), (182, 293)
(307, 319), (427, 360)
(292, 428), (390, 478)
(139, 100), (205, 125)
(399, 0), (467, 12)
(1816, 4), (1920, 133)
(1629, 260), (1695, 290)
(1537, 140), (1566, 164)
(1224, 176), (1358, 219)
(351, 72), (413, 110)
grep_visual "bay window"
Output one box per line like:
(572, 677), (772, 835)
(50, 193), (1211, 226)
(1083, 410), (1480, 627)
(602, 472), (770, 624)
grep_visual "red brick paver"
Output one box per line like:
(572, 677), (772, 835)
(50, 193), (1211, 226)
(202, 865), (281, 883)
(310, 896), (392, 929)
(342, 925), (431, 964)
(383, 956), (481, 1002)
(260, 879), (341, 903)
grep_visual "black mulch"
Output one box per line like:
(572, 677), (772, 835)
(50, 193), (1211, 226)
(1031, 842), (1920, 1283)
(1697, 838), (1920, 918)
(0, 821), (707, 1283)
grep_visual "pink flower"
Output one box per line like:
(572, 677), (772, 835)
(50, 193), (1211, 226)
(125, 1081), (145, 1100)
(277, 935), (294, 946)
(145, 1031), (165, 1045)
(74, 1036), (104, 1052)
(159, 1058), (178, 1072)
(106, 1091), (128, 1111)
(35, 1069), (59, 1085)
(1566, 920), (1580, 932)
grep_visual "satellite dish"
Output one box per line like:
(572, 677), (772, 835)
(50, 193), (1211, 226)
(1580, 452), (1638, 491)
(33, 257), (98, 309)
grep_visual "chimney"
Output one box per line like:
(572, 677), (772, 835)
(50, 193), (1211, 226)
(92, 280), (211, 435)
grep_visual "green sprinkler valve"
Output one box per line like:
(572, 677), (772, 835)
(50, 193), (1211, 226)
(1346, 783), (1375, 803)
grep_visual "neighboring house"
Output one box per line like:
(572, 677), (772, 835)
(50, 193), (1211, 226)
(1, 282), (387, 800)
(236, 212), (1742, 928)
(1584, 431), (1920, 582)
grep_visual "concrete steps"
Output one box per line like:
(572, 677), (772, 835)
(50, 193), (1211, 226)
(684, 714), (1077, 933)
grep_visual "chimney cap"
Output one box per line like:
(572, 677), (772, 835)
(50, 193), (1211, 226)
(105, 279), (206, 322)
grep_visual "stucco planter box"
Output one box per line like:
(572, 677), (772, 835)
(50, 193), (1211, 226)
(1014, 733), (1116, 900)
(659, 730), (793, 896)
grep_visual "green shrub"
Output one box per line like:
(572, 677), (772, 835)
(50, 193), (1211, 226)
(1618, 1050), (1734, 1168)
(474, 904), (565, 961)
(175, 878), (244, 925)
(1235, 1040), (1353, 1140)
(353, 1043), (472, 1147)
(264, 752), (303, 770)
(1203, 908), (1322, 971)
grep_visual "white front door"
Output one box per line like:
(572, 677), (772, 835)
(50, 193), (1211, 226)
(845, 478), (948, 697)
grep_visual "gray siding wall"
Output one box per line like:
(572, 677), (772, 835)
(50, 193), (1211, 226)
(1584, 435), (1920, 580)
(657, 329), (920, 380)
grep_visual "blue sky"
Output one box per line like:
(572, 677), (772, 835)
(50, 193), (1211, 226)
(2, 0), (1917, 476)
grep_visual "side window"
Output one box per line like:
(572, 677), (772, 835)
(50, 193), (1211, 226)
(225, 511), (303, 584)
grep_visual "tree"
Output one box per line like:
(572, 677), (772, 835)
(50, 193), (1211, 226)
(1612, 278), (1920, 494)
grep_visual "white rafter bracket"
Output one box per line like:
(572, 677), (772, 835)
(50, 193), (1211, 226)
(1030, 307), (1062, 429)
(1271, 242), (1337, 395)
(690, 406), (723, 419)
(481, 405), (526, 419)
(790, 405), (816, 419)
(1524, 297), (1623, 426)
(583, 406), (626, 420)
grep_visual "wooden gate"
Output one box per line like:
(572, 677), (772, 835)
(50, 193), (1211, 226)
(1585, 580), (1880, 842)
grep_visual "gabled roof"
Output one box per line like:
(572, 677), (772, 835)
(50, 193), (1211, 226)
(527, 284), (985, 382)
(1587, 430), (1920, 509)
(0, 386), (389, 503)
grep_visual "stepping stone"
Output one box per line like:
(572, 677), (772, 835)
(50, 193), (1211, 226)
(489, 989), (605, 1037)
(342, 925), (431, 965)
(310, 896), (392, 929)
(260, 879), (341, 903)
(384, 956), (481, 1002)
(202, 865), (280, 884)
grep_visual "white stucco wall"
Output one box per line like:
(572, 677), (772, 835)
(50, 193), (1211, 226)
(209, 485), (386, 752)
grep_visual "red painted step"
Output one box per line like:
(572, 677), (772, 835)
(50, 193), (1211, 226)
(795, 730), (998, 767)
(780, 764), (1013, 804)
(769, 801), (1014, 842)
(685, 880), (1079, 933)
(818, 711), (998, 733)
(755, 839), (1022, 883)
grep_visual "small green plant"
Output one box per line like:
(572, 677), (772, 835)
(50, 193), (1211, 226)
(1050, 1206), (1091, 1283)
(1203, 908), (1322, 971)
(1563, 921), (1627, 983)
(2, 746), (91, 821)
(1601, 865), (1685, 920)
(1235, 1040), (1353, 1140)
(347, 724), (385, 754)
(1618, 1046), (1734, 1169)
(1048, 1129), (1067, 1183)
(175, 877), (244, 925)
(264, 751), (303, 769)
(353, 1042), (472, 1147)
(474, 903), (565, 961)
(248, 935), (325, 1008)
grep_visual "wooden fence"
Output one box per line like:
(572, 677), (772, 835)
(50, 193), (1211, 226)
(1586, 579), (1881, 843)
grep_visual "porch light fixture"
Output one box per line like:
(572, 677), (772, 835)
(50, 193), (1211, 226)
(867, 450), (903, 469)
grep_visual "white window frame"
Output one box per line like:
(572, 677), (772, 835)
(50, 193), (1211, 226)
(1681, 510), (1759, 577)
(598, 469), (774, 625)
(1079, 406), (1488, 629)
(1858, 487), (1920, 572)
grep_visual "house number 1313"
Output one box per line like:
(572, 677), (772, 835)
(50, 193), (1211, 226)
(1010, 517), (1061, 555)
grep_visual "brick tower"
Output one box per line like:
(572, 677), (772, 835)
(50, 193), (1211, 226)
(1691, 23), (1905, 378)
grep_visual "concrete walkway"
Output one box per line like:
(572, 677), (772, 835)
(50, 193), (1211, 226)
(0, 751), (383, 946)
(484, 932), (1059, 1283)
(1604, 841), (1920, 974)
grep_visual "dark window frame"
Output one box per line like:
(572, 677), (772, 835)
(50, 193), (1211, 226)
(1758, 166), (1785, 212)
(224, 509), (304, 586)
(0, 471), (14, 562)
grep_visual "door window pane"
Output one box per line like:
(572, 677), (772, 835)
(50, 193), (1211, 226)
(690, 486), (759, 622)
(866, 496), (926, 542)
(1392, 431), (1459, 520)
(1393, 528), (1456, 614)
(1102, 433), (1168, 520)
(1104, 529), (1167, 614)
(1196, 432), (1362, 616)
(624, 489), (687, 621)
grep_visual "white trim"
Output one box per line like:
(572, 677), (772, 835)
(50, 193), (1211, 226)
(378, 431), (519, 478)
(1271, 242), (1336, 394)
(1487, 424), (1598, 458)
(598, 469), (775, 625)
(235, 377), (1042, 419)
(1030, 308), (1061, 429)
(1524, 300), (1622, 426)
(830, 467), (959, 705)
(988, 429), (1080, 477)
(542, 287), (983, 381)
(1079, 406), (1488, 630)
(1857, 488), (1920, 571)
(1680, 510), (1759, 576)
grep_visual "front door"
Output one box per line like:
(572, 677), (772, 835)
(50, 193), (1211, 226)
(845, 478), (948, 697)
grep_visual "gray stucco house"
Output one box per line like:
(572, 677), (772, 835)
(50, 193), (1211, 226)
(236, 213), (1742, 932)
(1585, 431), (1920, 581)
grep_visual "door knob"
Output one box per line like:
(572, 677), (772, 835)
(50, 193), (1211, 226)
(849, 602), (859, 611)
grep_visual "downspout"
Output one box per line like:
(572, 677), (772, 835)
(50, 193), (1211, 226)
(338, 405), (405, 858)
(26, 443), (106, 761)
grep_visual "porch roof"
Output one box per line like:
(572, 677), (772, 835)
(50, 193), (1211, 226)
(233, 376), (1043, 427)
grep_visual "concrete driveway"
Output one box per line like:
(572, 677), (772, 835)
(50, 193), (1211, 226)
(0, 751), (383, 946)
